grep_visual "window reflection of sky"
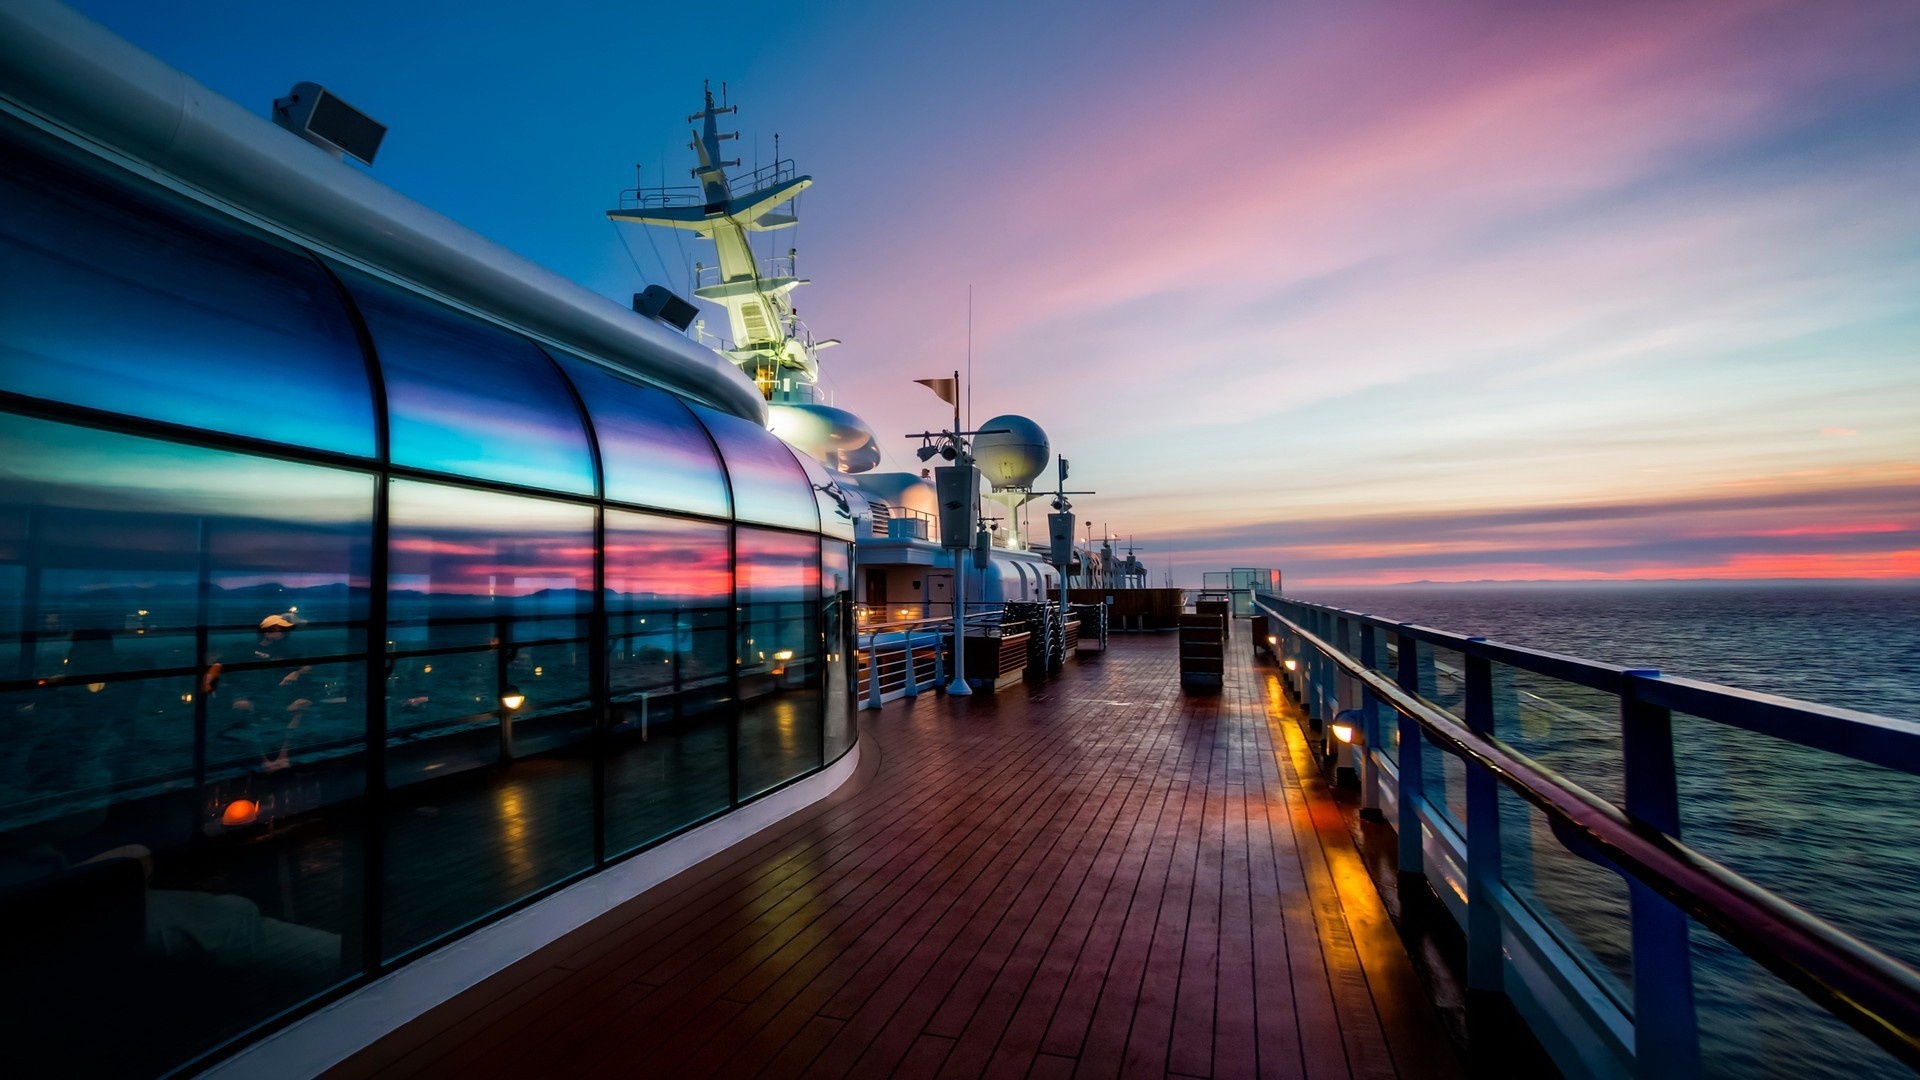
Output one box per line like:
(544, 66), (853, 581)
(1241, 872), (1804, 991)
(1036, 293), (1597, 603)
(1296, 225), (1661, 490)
(0, 118), (374, 458)
(691, 405), (819, 532)
(605, 511), (730, 609)
(736, 527), (821, 605)
(338, 267), (596, 496)
(387, 480), (594, 601)
(556, 355), (731, 520)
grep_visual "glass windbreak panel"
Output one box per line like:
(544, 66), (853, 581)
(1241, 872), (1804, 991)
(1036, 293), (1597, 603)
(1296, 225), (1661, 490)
(604, 510), (732, 856)
(0, 118), (374, 458)
(553, 354), (730, 519)
(1672, 712), (1920, 973)
(691, 405), (818, 531)
(0, 412), (371, 1078)
(382, 480), (594, 958)
(1378, 631), (1402, 764)
(1501, 667), (1622, 804)
(788, 445), (857, 541)
(822, 540), (855, 764)
(736, 528), (821, 798)
(1692, 917), (1907, 1080)
(1498, 787), (1632, 1011)
(336, 267), (595, 495)
(1412, 642), (1468, 830)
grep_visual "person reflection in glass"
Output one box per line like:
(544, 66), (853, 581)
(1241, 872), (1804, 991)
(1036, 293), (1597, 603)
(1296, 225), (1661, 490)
(224, 611), (312, 772)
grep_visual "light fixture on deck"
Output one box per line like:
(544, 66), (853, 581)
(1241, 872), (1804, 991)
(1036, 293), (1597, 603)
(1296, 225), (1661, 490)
(500, 686), (526, 711)
(1284, 659), (1298, 672)
(1331, 722), (1356, 745)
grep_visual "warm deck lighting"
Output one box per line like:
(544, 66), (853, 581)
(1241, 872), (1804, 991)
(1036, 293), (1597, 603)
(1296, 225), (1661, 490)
(1268, 635), (1278, 645)
(500, 687), (526, 711)
(1284, 659), (1298, 671)
(1332, 722), (1356, 744)
(221, 799), (260, 826)
(773, 650), (794, 661)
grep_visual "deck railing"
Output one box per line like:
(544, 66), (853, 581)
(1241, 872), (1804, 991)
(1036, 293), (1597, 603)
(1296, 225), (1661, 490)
(1255, 592), (1920, 1080)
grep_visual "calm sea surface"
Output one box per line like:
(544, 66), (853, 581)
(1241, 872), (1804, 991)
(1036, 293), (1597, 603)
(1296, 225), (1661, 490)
(1288, 582), (1920, 1079)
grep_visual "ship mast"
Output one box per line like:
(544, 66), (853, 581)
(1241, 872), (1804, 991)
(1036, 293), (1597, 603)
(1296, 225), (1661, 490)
(607, 83), (837, 399)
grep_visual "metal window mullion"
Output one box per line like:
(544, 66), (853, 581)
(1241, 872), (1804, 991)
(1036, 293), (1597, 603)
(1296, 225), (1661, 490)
(314, 250), (392, 979)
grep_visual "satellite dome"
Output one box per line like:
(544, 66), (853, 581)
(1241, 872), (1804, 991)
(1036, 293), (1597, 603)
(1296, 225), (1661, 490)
(974, 414), (1050, 491)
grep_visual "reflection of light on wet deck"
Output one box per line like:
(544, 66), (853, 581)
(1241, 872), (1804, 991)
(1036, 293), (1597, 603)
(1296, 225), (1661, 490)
(776, 698), (797, 754)
(499, 783), (532, 878)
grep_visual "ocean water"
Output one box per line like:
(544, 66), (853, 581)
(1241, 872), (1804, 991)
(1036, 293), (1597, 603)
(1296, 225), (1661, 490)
(1288, 581), (1920, 1079)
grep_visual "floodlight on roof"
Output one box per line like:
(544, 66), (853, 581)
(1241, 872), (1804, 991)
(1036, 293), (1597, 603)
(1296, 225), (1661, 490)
(273, 82), (386, 165)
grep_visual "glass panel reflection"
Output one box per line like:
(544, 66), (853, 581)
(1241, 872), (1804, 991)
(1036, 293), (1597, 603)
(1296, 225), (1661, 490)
(604, 511), (732, 855)
(0, 412), (371, 1078)
(691, 405), (818, 531)
(554, 353), (731, 519)
(0, 117), (375, 458)
(822, 541), (855, 763)
(382, 480), (594, 958)
(788, 445), (858, 541)
(735, 528), (821, 798)
(337, 267), (596, 495)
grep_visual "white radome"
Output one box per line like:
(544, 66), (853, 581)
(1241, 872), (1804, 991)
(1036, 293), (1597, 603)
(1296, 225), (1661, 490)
(973, 414), (1050, 491)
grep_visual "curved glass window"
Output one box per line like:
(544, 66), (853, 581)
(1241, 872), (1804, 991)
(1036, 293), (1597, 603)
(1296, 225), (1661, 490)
(735, 527), (821, 798)
(788, 446), (859, 541)
(336, 267), (595, 495)
(604, 511), (732, 855)
(822, 540), (855, 764)
(552, 354), (730, 518)
(0, 411), (373, 1077)
(690, 405), (818, 531)
(0, 118), (374, 457)
(382, 479), (594, 957)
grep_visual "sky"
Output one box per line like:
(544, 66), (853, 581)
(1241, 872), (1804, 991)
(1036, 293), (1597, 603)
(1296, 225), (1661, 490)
(65, 0), (1920, 586)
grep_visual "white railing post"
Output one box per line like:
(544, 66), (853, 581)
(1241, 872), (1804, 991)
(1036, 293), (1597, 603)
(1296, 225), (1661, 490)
(902, 631), (920, 697)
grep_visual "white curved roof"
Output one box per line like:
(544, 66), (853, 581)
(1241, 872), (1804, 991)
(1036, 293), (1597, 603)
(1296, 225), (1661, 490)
(0, 0), (766, 422)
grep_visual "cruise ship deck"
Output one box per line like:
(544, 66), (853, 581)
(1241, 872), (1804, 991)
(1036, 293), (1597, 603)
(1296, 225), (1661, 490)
(327, 633), (1462, 1080)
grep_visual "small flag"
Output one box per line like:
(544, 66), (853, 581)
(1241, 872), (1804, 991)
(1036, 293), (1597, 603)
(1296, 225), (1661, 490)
(914, 377), (959, 407)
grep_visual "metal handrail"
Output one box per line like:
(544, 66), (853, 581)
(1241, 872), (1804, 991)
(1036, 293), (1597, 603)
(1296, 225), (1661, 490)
(1266, 603), (1920, 1069)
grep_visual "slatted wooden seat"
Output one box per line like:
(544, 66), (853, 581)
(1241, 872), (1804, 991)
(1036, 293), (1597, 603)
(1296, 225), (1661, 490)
(331, 633), (1459, 1080)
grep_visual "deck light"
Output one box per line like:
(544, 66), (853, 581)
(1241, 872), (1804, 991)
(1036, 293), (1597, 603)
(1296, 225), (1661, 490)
(1267, 635), (1278, 645)
(1284, 659), (1298, 672)
(500, 686), (526, 711)
(221, 799), (259, 826)
(1332, 722), (1356, 744)
(773, 650), (794, 661)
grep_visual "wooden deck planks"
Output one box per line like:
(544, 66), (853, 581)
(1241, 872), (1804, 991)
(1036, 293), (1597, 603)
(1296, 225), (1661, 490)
(328, 633), (1459, 1080)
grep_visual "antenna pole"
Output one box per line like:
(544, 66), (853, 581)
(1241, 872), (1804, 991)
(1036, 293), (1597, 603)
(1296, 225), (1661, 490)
(966, 286), (973, 435)
(946, 367), (972, 697)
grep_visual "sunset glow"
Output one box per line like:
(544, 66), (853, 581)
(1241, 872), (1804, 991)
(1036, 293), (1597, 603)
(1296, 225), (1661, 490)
(71, 0), (1920, 585)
